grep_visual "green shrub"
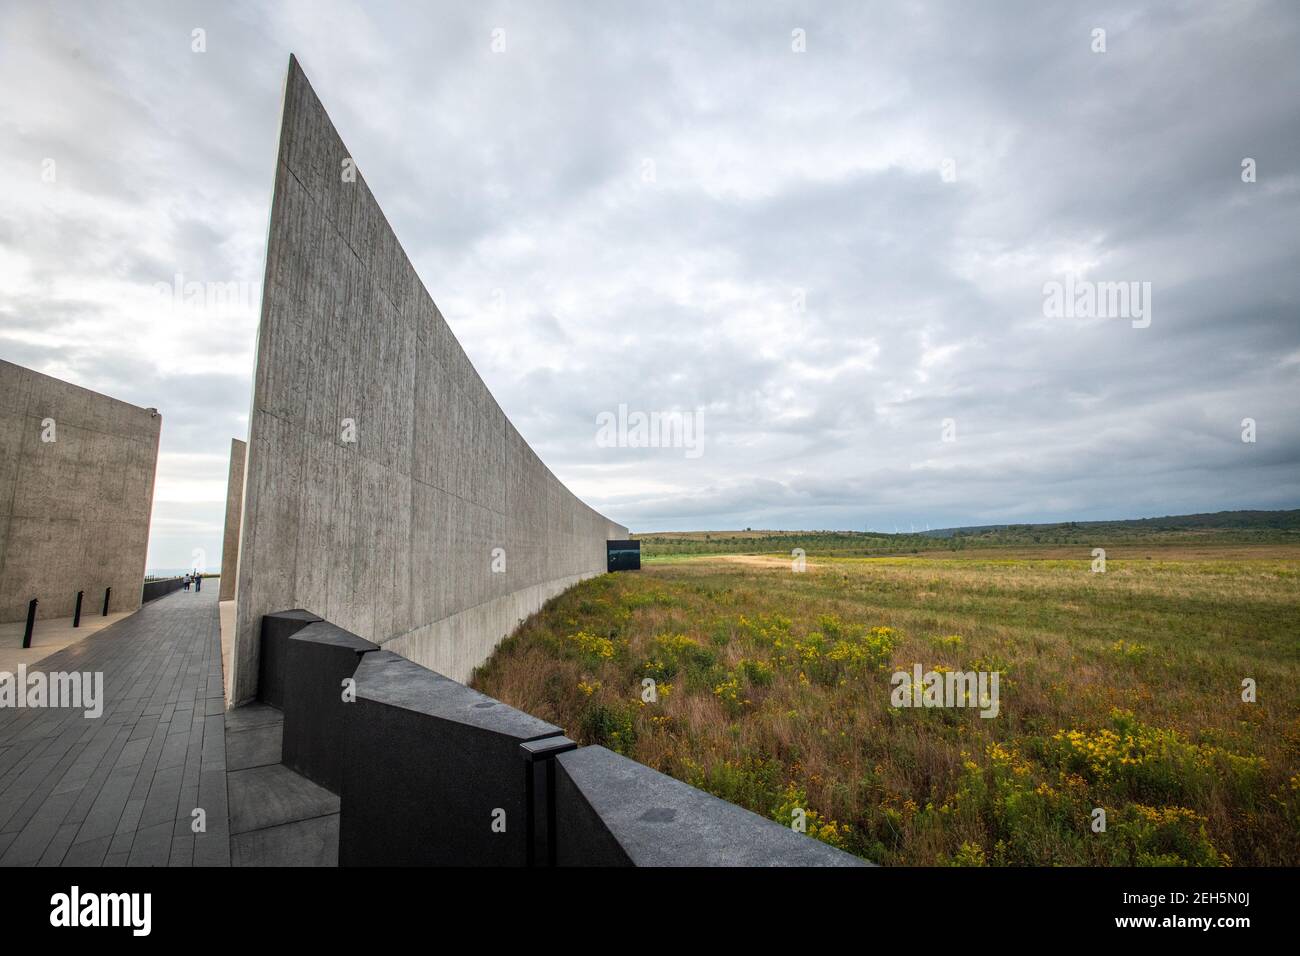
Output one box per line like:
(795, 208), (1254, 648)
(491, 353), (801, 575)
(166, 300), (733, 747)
(1109, 804), (1227, 866)
(951, 842), (987, 866)
(642, 632), (717, 687)
(580, 702), (638, 755)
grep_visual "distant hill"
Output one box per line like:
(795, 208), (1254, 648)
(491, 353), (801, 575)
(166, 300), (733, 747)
(924, 509), (1300, 538)
(634, 510), (1300, 558)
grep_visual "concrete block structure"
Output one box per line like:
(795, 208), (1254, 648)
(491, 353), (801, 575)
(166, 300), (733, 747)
(0, 359), (161, 622)
(219, 438), (246, 601)
(230, 56), (626, 704)
(338, 649), (563, 866)
(236, 611), (866, 867)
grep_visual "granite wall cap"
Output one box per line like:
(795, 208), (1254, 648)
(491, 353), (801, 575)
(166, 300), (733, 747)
(258, 609), (325, 708)
(265, 609), (324, 623)
(521, 735), (578, 759)
(290, 620), (379, 653)
(557, 745), (871, 867)
(352, 650), (562, 740)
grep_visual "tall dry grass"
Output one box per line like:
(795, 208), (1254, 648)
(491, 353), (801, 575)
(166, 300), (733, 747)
(472, 546), (1300, 865)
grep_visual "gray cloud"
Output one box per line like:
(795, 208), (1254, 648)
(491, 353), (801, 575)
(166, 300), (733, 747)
(0, 0), (1296, 571)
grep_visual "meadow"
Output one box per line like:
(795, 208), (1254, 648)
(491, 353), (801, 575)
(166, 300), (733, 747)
(472, 537), (1300, 866)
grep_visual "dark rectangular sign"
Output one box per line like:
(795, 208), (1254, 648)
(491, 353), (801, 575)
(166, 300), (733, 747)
(606, 539), (641, 572)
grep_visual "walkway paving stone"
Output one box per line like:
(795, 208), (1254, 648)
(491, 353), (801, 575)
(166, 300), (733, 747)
(0, 586), (229, 866)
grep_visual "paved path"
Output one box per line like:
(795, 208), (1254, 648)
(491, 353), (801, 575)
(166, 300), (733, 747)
(0, 609), (135, 674)
(0, 587), (229, 866)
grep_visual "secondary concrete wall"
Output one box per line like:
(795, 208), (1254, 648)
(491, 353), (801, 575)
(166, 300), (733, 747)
(219, 437), (245, 601)
(231, 56), (626, 704)
(0, 359), (161, 622)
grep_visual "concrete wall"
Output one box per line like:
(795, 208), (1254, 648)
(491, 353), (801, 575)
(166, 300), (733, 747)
(0, 359), (161, 622)
(219, 438), (245, 601)
(231, 56), (626, 703)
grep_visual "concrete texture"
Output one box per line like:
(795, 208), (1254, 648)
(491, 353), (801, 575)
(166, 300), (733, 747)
(231, 55), (625, 703)
(218, 439), (246, 602)
(0, 359), (161, 623)
(218, 597), (236, 701)
(0, 587), (229, 867)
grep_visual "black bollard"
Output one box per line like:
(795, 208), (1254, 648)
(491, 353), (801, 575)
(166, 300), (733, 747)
(22, 598), (37, 649)
(73, 590), (84, 627)
(102, 587), (111, 616)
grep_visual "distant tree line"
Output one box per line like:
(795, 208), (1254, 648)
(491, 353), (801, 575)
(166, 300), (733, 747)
(634, 510), (1300, 558)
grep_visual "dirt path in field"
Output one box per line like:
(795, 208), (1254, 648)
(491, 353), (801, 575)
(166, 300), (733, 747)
(715, 554), (825, 569)
(665, 544), (1300, 568)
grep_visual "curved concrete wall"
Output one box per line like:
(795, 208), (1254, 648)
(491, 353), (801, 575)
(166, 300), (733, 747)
(231, 57), (625, 704)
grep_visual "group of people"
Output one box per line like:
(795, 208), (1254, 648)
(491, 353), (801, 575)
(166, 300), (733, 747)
(182, 571), (202, 592)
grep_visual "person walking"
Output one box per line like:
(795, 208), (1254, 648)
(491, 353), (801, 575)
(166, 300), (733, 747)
(183, 573), (190, 592)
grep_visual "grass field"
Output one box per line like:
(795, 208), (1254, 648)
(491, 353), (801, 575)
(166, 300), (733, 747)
(472, 539), (1300, 866)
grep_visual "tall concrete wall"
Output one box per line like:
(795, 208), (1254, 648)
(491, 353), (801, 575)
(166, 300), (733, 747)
(219, 438), (245, 601)
(0, 359), (161, 622)
(231, 57), (626, 704)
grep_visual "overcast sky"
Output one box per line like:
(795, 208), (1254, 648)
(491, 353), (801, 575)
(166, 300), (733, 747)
(1, 0), (1297, 571)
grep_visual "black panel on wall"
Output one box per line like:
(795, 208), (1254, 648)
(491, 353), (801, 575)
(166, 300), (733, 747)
(606, 540), (641, 572)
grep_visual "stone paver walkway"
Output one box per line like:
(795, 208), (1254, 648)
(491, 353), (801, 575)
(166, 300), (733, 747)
(0, 609), (135, 674)
(0, 586), (229, 866)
